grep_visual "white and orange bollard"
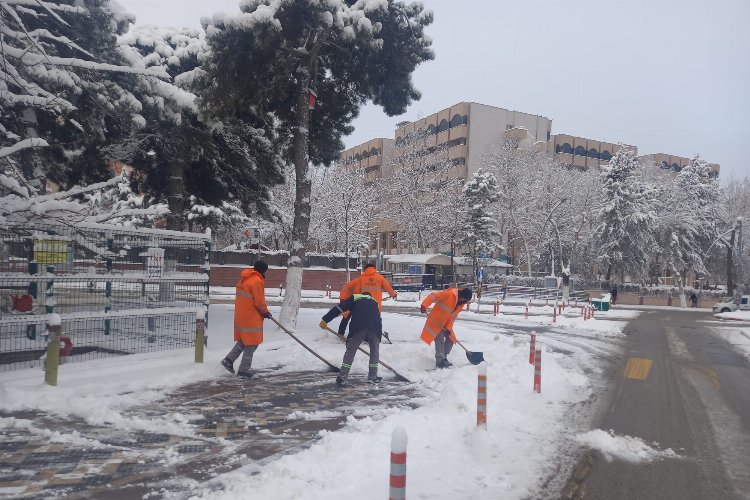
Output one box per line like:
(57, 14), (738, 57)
(533, 348), (542, 393)
(525, 305), (529, 319)
(389, 427), (407, 500)
(552, 307), (557, 323)
(529, 331), (536, 364)
(493, 299), (499, 316)
(477, 362), (487, 428)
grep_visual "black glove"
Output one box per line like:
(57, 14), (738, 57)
(420, 305), (427, 314)
(264, 311), (273, 319)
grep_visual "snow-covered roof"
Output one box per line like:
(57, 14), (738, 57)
(385, 254), (453, 266)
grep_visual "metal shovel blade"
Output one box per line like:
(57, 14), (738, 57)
(465, 350), (485, 365)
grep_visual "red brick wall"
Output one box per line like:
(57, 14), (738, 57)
(209, 266), (360, 290)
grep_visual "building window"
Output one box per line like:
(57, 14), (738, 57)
(660, 161), (670, 170)
(588, 148), (599, 159)
(574, 146), (587, 157)
(365, 165), (380, 173)
(450, 114), (464, 128)
(555, 144), (562, 154)
(451, 157), (467, 166)
(561, 143), (573, 154)
(370, 147), (379, 156)
(601, 150), (612, 161)
(426, 124), (436, 135)
(354, 153), (361, 161)
(672, 163), (682, 172)
(437, 119), (449, 133)
(547, 130), (551, 141)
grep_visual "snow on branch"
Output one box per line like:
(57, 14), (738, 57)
(0, 137), (49, 158)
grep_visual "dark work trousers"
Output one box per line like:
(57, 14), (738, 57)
(226, 341), (258, 374)
(434, 330), (454, 363)
(339, 328), (379, 381)
(338, 315), (351, 336)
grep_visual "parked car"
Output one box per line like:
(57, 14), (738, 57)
(712, 295), (750, 313)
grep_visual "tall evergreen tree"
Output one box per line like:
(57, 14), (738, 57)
(462, 169), (501, 280)
(199, 0), (434, 327)
(594, 147), (656, 282)
(0, 0), (167, 196)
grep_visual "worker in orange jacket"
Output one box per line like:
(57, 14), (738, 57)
(221, 261), (271, 378)
(420, 287), (473, 368)
(337, 263), (396, 336)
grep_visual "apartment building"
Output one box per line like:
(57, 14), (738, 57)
(638, 153), (720, 178)
(392, 102), (552, 180)
(338, 138), (394, 183)
(548, 134), (636, 169)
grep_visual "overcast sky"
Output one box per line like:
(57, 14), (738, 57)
(119, 0), (750, 180)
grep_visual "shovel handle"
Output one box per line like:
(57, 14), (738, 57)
(323, 325), (410, 383)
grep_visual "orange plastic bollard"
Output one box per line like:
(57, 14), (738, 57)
(552, 307), (557, 323)
(390, 427), (407, 500)
(525, 305), (529, 319)
(529, 332), (536, 364)
(533, 349), (542, 393)
(477, 363), (487, 428)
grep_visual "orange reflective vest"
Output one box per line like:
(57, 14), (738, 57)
(338, 278), (359, 319)
(353, 267), (396, 311)
(234, 268), (268, 346)
(420, 288), (462, 345)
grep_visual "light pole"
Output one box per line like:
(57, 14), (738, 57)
(735, 217), (743, 305)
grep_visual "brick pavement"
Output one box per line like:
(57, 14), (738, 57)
(0, 370), (419, 499)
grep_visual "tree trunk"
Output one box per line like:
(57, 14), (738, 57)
(605, 264), (612, 283)
(672, 265), (687, 308)
(19, 108), (45, 193)
(167, 160), (185, 231)
(279, 53), (316, 329)
(727, 229), (736, 297)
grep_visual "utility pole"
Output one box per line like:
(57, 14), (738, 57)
(736, 217), (744, 305)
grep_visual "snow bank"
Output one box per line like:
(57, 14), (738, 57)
(714, 310), (750, 321)
(576, 429), (679, 463)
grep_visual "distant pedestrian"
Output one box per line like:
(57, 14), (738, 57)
(420, 287), (473, 368)
(610, 285), (618, 306)
(221, 261), (271, 379)
(320, 292), (383, 386)
(690, 292), (699, 308)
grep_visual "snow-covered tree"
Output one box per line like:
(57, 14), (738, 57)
(594, 147), (656, 283)
(310, 164), (377, 280)
(462, 168), (501, 279)
(381, 130), (463, 253)
(114, 25), (284, 230)
(198, 0), (434, 328)
(652, 156), (720, 306)
(0, 0), (169, 194)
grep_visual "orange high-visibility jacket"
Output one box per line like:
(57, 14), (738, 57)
(420, 288), (462, 345)
(234, 268), (269, 346)
(338, 278), (359, 319)
(354, 267), (396, 311)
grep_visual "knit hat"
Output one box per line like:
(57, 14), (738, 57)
(253, 260), (269, 275)
(458, 288), (473, 301)
(364, 262), (376, 270)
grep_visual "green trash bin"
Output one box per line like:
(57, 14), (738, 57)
(592, 299), (610, 311)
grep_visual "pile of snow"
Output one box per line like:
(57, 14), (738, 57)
(714, 310), (750, 322)
(576, 429), (679, 463)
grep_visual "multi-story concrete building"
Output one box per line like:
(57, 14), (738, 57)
(548, 133), (636, 169)
(638, 153), (720, 178)
(392, 102), (552, 180)
(338, 137), (394, 183)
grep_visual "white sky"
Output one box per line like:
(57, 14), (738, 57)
(118, 0), (750, 180)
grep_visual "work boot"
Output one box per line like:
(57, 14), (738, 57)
(335, 376), (349, 387)
(436, 359), (448, 369)
(237, 371), (253, 379)
(368, 376), (383, 384)
(221, 358), (235, 374)
(443, 359), (453, 367)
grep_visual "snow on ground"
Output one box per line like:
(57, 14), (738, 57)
(714, 310), (750, 322)
(0, 300), (636, 499)
(576, 429), (680, 463)
(711, 325), (750, 361)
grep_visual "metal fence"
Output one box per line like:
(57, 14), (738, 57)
(0, 221), (210, 372)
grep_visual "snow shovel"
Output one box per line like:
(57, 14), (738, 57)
(445, 329), (484, 365)
(270, 317), (340, 373)
(322, 325), (411, 383)
(381, 330), (394, 344)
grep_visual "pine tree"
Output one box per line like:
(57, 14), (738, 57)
(198, 0), (434, 327)
(594, 147), (656, 283)
(462, 169), (501, 280)
(0, 0), (169, 195)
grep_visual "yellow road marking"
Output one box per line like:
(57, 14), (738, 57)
(624, 357), (653, 380)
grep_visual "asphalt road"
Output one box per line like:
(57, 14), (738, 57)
(562, 311), (750, 500)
